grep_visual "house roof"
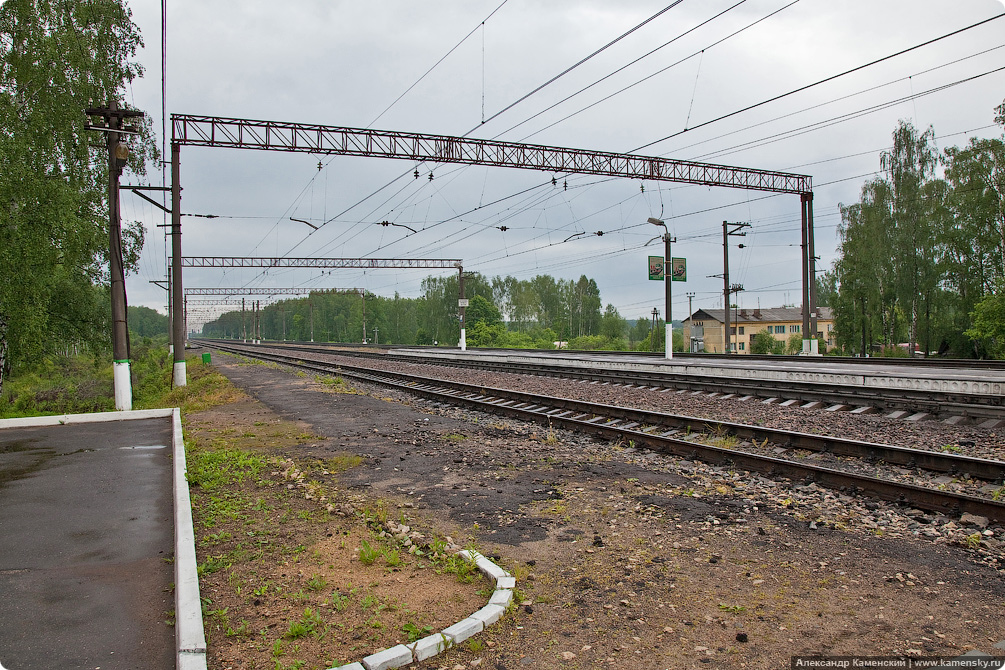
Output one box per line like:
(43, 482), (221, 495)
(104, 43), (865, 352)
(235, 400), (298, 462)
(687, 306), (833, 324)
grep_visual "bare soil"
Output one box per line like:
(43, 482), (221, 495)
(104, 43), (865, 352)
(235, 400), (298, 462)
(192, 350), (1005, 670)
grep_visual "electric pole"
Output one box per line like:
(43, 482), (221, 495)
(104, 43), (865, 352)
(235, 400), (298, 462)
(648, 218), (675, 359)
(685, 292), (696, 352)
(722, 221), (750, 354)
(458, 269), (468, 351)
(650, 308), (660, 353)
(86, 101), (143, 410)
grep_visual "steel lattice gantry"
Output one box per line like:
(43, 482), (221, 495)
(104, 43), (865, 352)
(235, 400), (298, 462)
(184, 287), (365, 296)
(181, 258), (462, 270)
(166, 115), (818, 384)
(184, 287), (369, 344)
(171, 115), (812, 195)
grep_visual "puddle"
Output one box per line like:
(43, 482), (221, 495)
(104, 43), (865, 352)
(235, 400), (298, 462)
(0, 439), (41, 454)
(60, 448), (97, 456)
(0, 445), (57, 487)
(118, 445), (167, 450)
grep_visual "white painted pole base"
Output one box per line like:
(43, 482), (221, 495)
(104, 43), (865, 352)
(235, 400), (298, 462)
(174, 361), (188, 387)
(665, 325), (673, 360)
(113, 361), (132, 411)
(459, 329), (466, 351)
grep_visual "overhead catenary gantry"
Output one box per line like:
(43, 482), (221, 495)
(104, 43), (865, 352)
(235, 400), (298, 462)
(184, 286), (366, 296)
(184, 286), (369, 344)
(169, 115), (816, 383)
(181, 257), (462, 270)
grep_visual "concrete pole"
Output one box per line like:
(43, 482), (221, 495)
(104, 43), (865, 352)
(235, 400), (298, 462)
(171, 141), (186, 386)
(723, 221), (730, 355)
(107, 102), (132, 410)
(458, 268), (467, 351)
(664, 234), (672, 359)
(800, 194), (811, 355)
(807, 193), (818, 354)
(167, 265), (173, 354)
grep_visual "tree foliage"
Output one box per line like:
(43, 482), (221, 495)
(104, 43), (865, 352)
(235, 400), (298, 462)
(202, 272), (617, 350)
(127, 305), (167, 338)
(0, 0), (156, 391)
(830, 111), (1005, 357)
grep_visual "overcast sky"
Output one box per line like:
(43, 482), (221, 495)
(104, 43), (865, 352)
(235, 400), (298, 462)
(120, 0), (1005, 331)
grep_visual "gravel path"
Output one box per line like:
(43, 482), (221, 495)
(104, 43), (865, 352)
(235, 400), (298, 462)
(205, 348), (1005, 669)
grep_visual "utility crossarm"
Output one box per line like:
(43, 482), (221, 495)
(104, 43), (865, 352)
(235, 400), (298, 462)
(185, 287), (364, 296)
(171, 115), (812, 195)
(181, 257), (462, 269)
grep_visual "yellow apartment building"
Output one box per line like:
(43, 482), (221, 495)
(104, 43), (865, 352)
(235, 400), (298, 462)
(683, 306), (835, 354)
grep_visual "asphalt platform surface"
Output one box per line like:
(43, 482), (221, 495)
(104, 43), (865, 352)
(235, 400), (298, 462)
(0, 418), (175, 670)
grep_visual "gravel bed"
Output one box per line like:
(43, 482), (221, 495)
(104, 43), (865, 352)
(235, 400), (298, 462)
(313, 352), (1005, 461)
(287, 351), (1005, 501)
(335, 371), (1004, 574)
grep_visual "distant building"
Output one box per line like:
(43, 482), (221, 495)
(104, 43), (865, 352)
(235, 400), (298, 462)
(683, 306), (835, 354)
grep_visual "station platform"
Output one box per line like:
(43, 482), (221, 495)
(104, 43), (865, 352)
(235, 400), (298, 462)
(393, 348), (1005, 400)
(0, 409), (205, 670)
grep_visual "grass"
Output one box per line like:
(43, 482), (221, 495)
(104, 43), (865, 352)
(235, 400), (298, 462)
(358, 539), (380, 566)
(0, 337), (180, 418)
(16, 346), (491, 667)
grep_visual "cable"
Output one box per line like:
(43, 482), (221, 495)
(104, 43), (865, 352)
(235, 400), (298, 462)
(491, 0), (749, 139)
(518, 0), (803, 142)
(368, 0), (509, 128)
(469, 1), (686, 134)
(631, 10), (1005, 152)
(666, 42), (1005, 159)
(685, 64), (1005, 162)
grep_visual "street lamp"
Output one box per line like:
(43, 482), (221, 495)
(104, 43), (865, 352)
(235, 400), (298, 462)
(648, 217), (675, 359)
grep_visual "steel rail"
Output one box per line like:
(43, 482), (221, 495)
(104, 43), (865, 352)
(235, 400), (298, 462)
(206, 342), (1005, 522)
(199, 340), (1005, 419)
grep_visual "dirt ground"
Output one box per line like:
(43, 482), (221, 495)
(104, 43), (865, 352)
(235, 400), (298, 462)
(191, 350), (1005, 670)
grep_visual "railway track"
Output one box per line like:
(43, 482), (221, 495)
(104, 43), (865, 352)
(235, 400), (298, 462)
(206, 341), (1005, 524)
(199, 340), (1005, 421)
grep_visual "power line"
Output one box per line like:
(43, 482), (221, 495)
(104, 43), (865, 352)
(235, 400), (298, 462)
(470, 1), (686, 134)
(631, 10), (1005, 152)
(368, 0), (510, 128)
(686, 64), (1005, 162)
(517, 0), (803, 143)
(491, 0), (749, 139)
(666, 42), (1005, 159)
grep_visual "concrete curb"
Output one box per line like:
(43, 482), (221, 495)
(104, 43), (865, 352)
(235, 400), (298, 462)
(329, 550), (514, 670)
(0, 407), (175, 428)
(171, 407), (208, 670)
(0, 408), (208, 670)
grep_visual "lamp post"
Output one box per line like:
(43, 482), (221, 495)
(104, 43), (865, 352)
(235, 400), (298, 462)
(648, 217), (675, 359)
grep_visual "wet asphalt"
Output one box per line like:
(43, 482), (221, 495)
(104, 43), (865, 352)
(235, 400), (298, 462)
(0, 418), (175, 670)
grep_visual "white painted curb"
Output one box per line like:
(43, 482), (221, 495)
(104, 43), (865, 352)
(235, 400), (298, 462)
(172, 407), (208, 670)
(328, 550), (513, 670)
